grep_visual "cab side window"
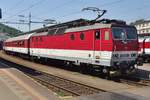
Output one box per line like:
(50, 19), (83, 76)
(95, 30), (100, 40)
(104, 31), (109, 40)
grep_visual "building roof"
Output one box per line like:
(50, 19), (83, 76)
(132, 20), (150, 25)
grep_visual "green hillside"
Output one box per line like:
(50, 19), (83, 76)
(0, 23), (22, 37)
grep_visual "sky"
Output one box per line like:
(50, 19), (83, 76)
(0, 0), (150, 32)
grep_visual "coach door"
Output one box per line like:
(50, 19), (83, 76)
(93, 30), (101, 62)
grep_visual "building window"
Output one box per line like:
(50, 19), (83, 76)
(142, 24), (145, 27)
(146, 29), (149, 33)
(80, 33), (84, 40)
(138, 30), (140, 34)
(142, 30), (144, 33)
(139, 24), (141, 28)
(95, 30), (100, 40)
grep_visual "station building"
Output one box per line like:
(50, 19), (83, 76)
(132, 20), (150, 34)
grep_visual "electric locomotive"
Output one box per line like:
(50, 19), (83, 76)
(3, 18), (138, 76)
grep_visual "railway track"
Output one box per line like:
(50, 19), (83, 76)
(27, 71), (105, 96)
(118, 77), (150, 87)
(140, 79), (150, 86)
(0, 59), (105, 96)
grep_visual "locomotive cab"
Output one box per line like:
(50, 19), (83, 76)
(92, 19), (138, 76)
(111, 25), (138, 75)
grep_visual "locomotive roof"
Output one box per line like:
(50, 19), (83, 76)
(65, 23), (111, 33)
(30, 18), (128, 37)
(31, 23), (111, 37)
(28, 19), (89, 34)
(5, 33), (34, 42)
(28, 19), (126, 33)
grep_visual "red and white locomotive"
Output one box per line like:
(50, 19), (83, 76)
(3, 19), (138, 76)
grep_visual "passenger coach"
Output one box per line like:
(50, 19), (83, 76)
(3, 33), (34, 55)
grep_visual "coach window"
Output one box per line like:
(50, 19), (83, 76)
(20, 41), (22, 46)
(95, 30), (100, 40)
(17, 41), (19, 46)
(14, 42), (16, 46)
(70, 34), (75, 40)
(104, 31), (109, 40)
(22, 41), (24, 46)
(80, 32), (84, 40)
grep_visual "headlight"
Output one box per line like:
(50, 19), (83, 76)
(113, 54), (119, 58)
(131, 53), (136, 57)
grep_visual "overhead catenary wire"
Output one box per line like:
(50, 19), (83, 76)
(1, 0), (128, 32)
(57, 0), (125, 20)
(97, 0), (123, 7)
(5, 0), (47, 21)
(2, 0), (25, 15)
(4, 0), (124, 22)
(31, 0), (75, 21)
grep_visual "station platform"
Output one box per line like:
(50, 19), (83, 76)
(0, 67), (59, 100)
(69, 92), (150, 100)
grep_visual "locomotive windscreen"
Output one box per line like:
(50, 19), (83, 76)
(112, 27), (137, 40)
